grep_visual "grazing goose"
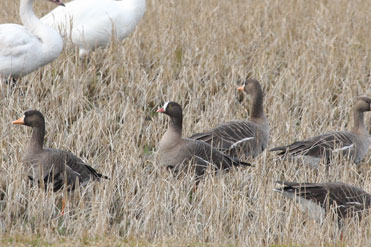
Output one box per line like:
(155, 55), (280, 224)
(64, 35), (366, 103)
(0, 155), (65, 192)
(190, 79), (269, 158)
(274, 181), (371, 221)
(157, 102), (251, 177)
(270, 97), (371, 167)
(0, 0), (64, 80)
(12, 110), (108, 192)
(41, 0), (146, 56)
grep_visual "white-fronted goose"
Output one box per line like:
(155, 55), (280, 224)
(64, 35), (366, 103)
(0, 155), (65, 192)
(274, 181), (371, 221)
(190, 79), (269, 158)
(157, 102), (251, 177)
(270, 97), (371, 167)
(13, 110), (108, 192)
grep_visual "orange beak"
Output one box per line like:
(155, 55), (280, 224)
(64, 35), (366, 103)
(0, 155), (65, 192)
(157, 108), (165, 113)
(12, 117), (25, 125)
(237, 85), (245, 92)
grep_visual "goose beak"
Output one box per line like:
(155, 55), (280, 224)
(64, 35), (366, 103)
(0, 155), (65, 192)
(157, 108), (165, 113)
(237, 85), (245, 92)
(12, 117), (25, 125)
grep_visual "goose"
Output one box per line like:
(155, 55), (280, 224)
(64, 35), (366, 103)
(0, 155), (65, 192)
(190, 79), (269, 158)
(12, 110), (108, 193)
(274, 181), (371, 222)
(157, 102), (251, 178)
(41, 0), (146, 56)
(0, 0), (64, 80)
(270, 97), (371, 167)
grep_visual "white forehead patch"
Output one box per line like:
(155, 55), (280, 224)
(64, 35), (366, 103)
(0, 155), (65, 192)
(162, 101), (170, 111)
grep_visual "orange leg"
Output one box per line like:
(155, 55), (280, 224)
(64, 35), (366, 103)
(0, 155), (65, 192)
(61, 197), (66, 215)
(193, 184), (198, 194)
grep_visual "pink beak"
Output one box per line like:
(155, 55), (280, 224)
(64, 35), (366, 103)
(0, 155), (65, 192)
(237, 86), (245, 92)
(157, 108), (165, 113)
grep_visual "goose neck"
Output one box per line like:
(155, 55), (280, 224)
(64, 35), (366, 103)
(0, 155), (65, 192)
(250, 89), (265, 120)
(28, 125), (45, 152)
(170, 116), (182, 135)
(352, 110), (366, 135)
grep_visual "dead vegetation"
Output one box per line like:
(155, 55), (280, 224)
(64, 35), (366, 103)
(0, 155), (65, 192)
(0, 0), (370, 246)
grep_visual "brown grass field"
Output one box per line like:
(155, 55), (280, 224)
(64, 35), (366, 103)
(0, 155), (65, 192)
(0, 0), (370, 246)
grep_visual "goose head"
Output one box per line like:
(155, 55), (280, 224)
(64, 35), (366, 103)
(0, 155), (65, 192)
(237, 79), (262, 96)
(237, 79), (265, 120)
(12, 110), (45, 128)
(354, 97), (371, 113)
(157, 102), (183, 119)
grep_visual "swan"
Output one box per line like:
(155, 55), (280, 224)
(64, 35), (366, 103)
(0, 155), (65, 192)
(41, 0), (146, 56)
(0, 0), (65, 80)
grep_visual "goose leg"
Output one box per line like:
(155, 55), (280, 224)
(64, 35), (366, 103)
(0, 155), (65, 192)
(61, 197), (66, 215)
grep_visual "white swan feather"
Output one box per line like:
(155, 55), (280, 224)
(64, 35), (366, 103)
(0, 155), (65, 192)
(41, 0), (146, 56)
(0, 0), (64, 79)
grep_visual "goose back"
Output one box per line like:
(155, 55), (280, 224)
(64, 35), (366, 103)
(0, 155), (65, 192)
(189, 79), (269, 158)
(24, 148), (104, 192)
(160, 137), (250, 177)
(270, 97), (370, 166)
(275, 181), (371, 220)
(270, 131), (369, 164)
(190, 120), (269, 157)
(157, 102), (251, 177)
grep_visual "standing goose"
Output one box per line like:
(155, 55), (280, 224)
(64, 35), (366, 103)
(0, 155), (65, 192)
(41, 0), (146, 56)
(190, 79), (269, 158)
(0, 0), (64, 80)
(270, 97), (371, 167)
(157, 102), (251, 177)
(12, 110), (108, 192)
(274, 181), (371, 221)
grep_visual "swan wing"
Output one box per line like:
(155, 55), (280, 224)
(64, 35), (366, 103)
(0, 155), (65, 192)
(42, 1), (120, 44)
(0, 24), (44, 76)
(0, 24), (39, 58)
(41, 0), (144, 51)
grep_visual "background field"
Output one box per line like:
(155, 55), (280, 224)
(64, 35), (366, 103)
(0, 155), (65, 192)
(0, 0), (370, 246)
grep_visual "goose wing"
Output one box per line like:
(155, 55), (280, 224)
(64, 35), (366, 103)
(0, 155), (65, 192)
(53, 149), (107, 180)
(275, 181), (371, 217)
(32, 149), (107, 192)
(190, 121), (258, 151)
(270, 131), (354, 158)
(183, 138), (251, 176)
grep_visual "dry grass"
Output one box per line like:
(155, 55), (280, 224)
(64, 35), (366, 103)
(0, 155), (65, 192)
(0, 0), (371, 246)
